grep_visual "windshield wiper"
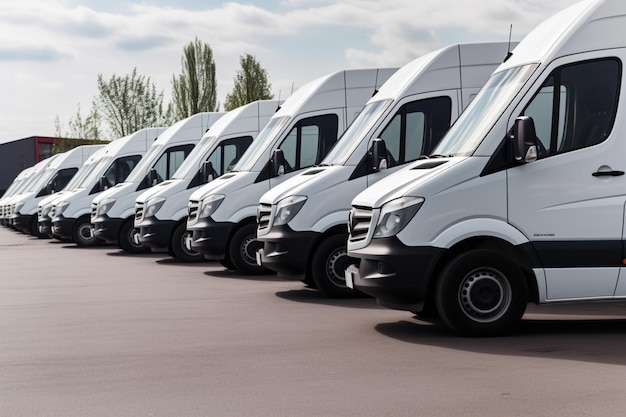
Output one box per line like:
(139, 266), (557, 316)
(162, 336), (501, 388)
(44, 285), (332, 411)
(429, 154), (454, 158)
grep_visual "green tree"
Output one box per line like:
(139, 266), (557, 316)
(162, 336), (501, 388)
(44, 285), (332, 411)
(169, 37), (218, 122)
(52, 104), (107, 153)
(95, 67), (165, 138)
(224, 54), (274, 111)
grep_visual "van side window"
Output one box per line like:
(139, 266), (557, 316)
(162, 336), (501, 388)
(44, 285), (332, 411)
(278, 114), (338, 172)
(379, 96), (452, 167)
(153, 144), (195, 181)
(107, 155), (142, 185)
(206, 136), (253, 177)
(189, 136), (254, 188)
(522, 58), (620, 157)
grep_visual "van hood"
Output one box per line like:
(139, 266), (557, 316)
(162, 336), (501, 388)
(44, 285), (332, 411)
(189, 171), (257, 202)
(39, 191), (67, 208)
(352, 157), (466, 208)
(93, 181), (134, 204)
(259, 166), (349, 205)
(137, 178), (189, 203)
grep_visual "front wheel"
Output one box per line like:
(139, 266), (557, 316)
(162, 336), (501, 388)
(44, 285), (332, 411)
(171, 223), (205, 262)
(73, 217), (102, 247)
(229, 223), (269, 274)
(311, 234), (360, 298)
(435, 249), (528, 337)
(119, 219), (150, 253)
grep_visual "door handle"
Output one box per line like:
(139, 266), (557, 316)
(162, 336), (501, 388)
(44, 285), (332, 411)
(592, 170), (625, 177)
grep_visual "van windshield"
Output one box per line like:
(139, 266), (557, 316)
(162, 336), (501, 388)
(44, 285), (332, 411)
(232, 116), (290, 172)
(173, 135), (215, 180)
(322, 99), (391, 166)
(432, 63), (539, 157)
(76, 156), (112, 189)
(125, 144), (164, 183)
(64, 161), (98, 191)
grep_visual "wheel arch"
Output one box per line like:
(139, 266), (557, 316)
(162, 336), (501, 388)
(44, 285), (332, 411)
(424, 236), (540, 313)
(306, 224), (348, 279)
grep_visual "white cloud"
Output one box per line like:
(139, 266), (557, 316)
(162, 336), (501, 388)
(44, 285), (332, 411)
(0, 0), (581, 143)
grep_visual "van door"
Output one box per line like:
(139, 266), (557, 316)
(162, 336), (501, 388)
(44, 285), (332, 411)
(506, 56), (623, 300)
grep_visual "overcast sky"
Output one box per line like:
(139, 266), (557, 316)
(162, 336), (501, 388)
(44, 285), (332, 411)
(0, 0), (581, 143)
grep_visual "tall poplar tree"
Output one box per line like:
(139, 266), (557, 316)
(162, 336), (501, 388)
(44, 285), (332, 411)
(169, 37), (218, 121)
(224, 54), (274, 111)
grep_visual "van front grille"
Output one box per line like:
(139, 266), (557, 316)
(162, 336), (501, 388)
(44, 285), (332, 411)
(348, 206), (373, 242)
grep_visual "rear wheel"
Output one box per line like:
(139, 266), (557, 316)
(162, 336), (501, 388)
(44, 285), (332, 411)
(229, 223), (269, 274)
(435, 249), (528, 337)
(73, 217), (102, 247)
(171, 223), (205, 262)
(311, 234), (360, 298)
(119, 219), (149, 254)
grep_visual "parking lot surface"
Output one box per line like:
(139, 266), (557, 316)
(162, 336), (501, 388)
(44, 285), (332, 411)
(2, 227), (626, 416)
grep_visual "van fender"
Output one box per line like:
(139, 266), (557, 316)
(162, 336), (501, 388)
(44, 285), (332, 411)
(429, 218), (531, 249)
(308, 210), (349, 234)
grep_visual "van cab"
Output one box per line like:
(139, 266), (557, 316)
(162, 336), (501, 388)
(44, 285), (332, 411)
(346, 0), (626, 336)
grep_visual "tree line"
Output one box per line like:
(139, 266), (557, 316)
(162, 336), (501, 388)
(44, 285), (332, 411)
(54, 38), (274, 145)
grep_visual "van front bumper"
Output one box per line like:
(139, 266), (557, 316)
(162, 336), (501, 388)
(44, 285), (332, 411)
(189, 219), (234, 259)
(137, 218), (176, 251)
(51, 216), (76, 241)
(93, 215), (124, 243)
(347, 237), (444, 312)
(38, 219), (52, 237)
(258, 225), (317, 276)
(12, 213), (34, 233)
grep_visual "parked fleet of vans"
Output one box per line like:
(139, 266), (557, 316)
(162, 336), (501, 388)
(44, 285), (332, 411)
(2, 0), (622, 336)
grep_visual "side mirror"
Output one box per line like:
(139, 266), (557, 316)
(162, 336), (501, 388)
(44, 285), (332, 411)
(271, 149), (286, 177)
(201, 161), (216, 183)
(513, 116), (538, 163)
(99, 176), (110, 191)
(148, 168), (159, 186)
(370, 138), (388, 172)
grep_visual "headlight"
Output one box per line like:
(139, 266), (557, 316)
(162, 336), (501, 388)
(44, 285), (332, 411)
(97, 198), (117, 216)
(273, 195), (307, 226)
(145, 196), (166, 218)
(41, 205), (52, 218)
(373, 197), (423, 238)
(55, 201), (70, 217)
(14, 202), (24, 214)
(199, 194), (225, 219)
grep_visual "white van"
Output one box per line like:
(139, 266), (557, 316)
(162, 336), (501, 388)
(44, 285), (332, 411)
(0, 165), (37, 226)
(186, 68), (397, 273)
(10, 145), (104, 236)
(91, 112), (224, 252)
(133, 100), (281, 261)
(38, 146), (109, 238)
(50, 127), (165, 246)
(2, 155), (60, 228)
(346, 0), (626, 336)
(257, 42), (512, 297)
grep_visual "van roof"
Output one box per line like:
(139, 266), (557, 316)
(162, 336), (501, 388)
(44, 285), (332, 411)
(501, 0), (622, 71)
(274, 68), (397, 118)
(373, 42), (512, 102)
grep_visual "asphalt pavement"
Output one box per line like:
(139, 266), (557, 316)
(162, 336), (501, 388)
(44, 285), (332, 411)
(2, 226), (626, 417)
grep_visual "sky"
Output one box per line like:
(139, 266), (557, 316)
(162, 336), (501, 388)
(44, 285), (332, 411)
(0, 0), (582, 143)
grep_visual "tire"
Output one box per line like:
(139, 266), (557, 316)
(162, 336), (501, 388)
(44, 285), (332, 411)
(119, 219), (150, 254)
(435, 249), (528, 337)
(171, 223), (205, 262)
(219, 256), (235, 270)
(311, 234), (359, 298)
(228, 223), (269, 274)
(73, 217), (102, 247)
